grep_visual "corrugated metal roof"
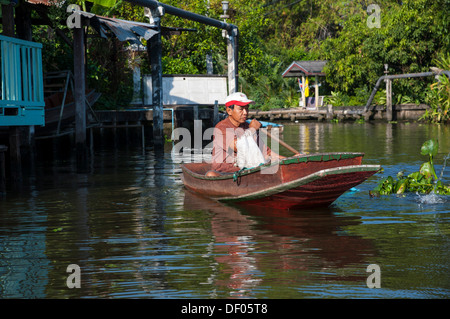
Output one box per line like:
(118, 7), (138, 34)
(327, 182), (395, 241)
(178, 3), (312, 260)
(75, 10), (158, 44)
(282, 60), (327, 77)
(25, 2), (196, 44)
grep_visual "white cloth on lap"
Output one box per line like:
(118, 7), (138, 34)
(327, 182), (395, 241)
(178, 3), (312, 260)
(236, 130), (266, 169)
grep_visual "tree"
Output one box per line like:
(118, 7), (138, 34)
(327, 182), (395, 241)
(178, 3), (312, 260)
(32, 0), (450, 110)
(320, 0), (450, 102)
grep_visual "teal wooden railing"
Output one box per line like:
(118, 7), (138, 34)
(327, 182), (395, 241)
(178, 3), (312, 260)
(0, 34), (45, 126)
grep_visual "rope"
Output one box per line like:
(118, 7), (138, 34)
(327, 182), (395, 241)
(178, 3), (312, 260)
(233, 167), (247, 183)
(233, 162), (268, 184)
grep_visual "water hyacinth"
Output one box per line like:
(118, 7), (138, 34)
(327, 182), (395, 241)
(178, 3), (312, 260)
(370, 139), (450, 197)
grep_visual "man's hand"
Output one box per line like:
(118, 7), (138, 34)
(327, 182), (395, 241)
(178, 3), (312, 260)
(248, 119), (261, 131)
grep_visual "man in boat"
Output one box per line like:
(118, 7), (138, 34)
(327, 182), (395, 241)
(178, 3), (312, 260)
(206, 92), (284, 177)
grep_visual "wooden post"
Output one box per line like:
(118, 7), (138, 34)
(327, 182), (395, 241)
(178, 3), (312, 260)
(2, 3), (22, 183)
(131, 53), (142, 105)
(148, 8), (164, 146)
(74, 24), (87, 166)
(0, 145), (8, 195)
(8, 127), (22, 183)
(1, 3), (15, 36)
(301, 76), (306, 108)
(206, 53), (213, 75)
(315, 76), (319, 109)
(193, 105), (202, 157)
(213, 100), (219, 126)
(141, 122), (145, 150)
(326, 104), (333, 121)
(227, 27), (238, 94)
(386, 78), (392, 121)
(16, 3), (32, 41)
(16, 4), (36, 167)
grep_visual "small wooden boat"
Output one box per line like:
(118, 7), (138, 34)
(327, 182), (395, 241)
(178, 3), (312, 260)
(38, 71), (101, 134)
(35, 89), (101, 138)
(44, 89), (101, 126)
(181, 152), (380, 209)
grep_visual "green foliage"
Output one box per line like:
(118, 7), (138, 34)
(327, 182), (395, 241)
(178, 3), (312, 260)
(370, 139), (450, 196)
(242, 57), (299, 110)
(32, 0), (450, 111)
(324, 91), (346, 107)
(87, 0), (116, 8)
(162, 57), (199, 74)
(371, 170), (450, 196)
(321, 11), (378, 94)
(36, 1), (74, 72)
(420, 139), (439, 180)
(34, 0), (141, 109)
(395, 93), (419, 105)
(323, 90), (367, 107)
(374, 89), (387, 106)
(420, 53), (450, 123)
(320, 0), (449, 103)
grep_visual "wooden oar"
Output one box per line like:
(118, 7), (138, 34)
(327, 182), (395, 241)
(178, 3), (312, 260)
(260, 127), (300, 155)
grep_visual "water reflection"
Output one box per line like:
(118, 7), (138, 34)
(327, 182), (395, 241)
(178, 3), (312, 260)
(0, 122), (448, 299)
(282, 122), (450, 166)
(183, 190), (375, 298)
(0, 195), (49, 298)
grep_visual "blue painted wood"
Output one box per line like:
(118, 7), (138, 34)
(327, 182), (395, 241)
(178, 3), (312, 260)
(0, 34), (45, 126)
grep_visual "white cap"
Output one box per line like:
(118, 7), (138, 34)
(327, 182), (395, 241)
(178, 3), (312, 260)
(225, 92), (255, 107)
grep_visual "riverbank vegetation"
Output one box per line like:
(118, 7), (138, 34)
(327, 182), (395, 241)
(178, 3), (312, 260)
(30, 0), (450, 121)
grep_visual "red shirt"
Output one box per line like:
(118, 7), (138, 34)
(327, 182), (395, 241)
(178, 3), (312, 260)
(211, 117), (270, 173)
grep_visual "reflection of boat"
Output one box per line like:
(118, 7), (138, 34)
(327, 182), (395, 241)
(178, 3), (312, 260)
(181, 152), (380, 209)
(183, 189), (376, 286)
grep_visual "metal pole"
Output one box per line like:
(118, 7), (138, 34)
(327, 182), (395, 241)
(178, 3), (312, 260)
(227, 29), (237, 93)
(301, 76), (306, 108)
(363, 71), (450, 113)
(125, 0), (236, 31)
(125, 0), (239, 94)
(315, 75), (319, 109)
(384, 65), (392, 122)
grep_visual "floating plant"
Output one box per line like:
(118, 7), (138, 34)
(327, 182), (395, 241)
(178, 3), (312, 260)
(370, 139), (450, 196)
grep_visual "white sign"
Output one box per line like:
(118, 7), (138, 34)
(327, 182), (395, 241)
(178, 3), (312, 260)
(144, 75), (228, 105)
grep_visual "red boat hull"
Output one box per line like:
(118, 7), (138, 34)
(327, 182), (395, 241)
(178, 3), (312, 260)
(229, 167), (378, 209)
(180, 153), (380, 209)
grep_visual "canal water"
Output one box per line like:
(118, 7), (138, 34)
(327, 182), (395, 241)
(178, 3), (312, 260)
(0, 122), (449, 299)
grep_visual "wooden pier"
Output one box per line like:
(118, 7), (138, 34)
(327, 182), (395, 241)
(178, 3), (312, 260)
(249, 104), (430, 122)
(34, 104), (220, 141)
(34, 102), (429, 141)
